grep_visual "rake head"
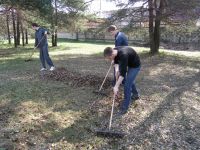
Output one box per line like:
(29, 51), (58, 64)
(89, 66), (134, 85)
(93, 90), (108, 97)
(24, 58), (33, 62)
(95, 129), (125, 138)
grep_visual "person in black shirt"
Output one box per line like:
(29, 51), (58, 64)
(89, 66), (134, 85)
(104, 46), (141, 115)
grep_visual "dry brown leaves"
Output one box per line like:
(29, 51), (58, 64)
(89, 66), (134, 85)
(43, 67), (112, 89)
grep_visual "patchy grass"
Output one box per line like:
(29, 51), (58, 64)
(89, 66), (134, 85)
(0, 40), (200, 149)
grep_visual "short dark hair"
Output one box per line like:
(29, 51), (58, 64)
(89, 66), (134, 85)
(107, 25), (117, 32)
(32, 23), (39, 27)
(104, 47), (113, 57)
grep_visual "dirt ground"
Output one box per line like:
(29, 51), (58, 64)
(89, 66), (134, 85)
(0, 50), (200, 149)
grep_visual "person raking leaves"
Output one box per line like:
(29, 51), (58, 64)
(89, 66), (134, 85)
(32, 23), (55, 71)
(103, 46), (141, 115)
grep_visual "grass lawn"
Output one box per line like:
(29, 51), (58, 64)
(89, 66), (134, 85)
(0, 39), (200, 149)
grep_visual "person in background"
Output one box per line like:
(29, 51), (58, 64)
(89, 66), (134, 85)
(107, 25), (129, 86)
(107, 25), (128, 47)
(32, 23), (55, 71)
(104, 46), (141, 115)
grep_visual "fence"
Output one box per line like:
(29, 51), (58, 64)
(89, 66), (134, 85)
(57, 31), (200, 49)
(57, 32), (147, 45)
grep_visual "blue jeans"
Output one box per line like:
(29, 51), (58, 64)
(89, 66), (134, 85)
(121, 66), (140, 111)
(39, 44), (54, 68)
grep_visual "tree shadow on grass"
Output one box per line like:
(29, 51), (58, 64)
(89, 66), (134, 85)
(0, 48), (27, 57)
(49, 46), (80, 51)
(0, 100), (20, 149)
(138, 52), (200, 96)
(97, 60), (200, 149)
(0, 51), (200, 149)
(44, 104), (114, 149)
(27, 53), (200, 149)
(126, 72), (200, 149)
(0, 101), (16, 129)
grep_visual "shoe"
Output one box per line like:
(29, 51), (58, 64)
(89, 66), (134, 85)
(131, 95), (140, 101)
(115, 109), (127, 117)
(40, 68), (47, 71)
(50, 66), (55, 71)
(130, 96), (140, 105)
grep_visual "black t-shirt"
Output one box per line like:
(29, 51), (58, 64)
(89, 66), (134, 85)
(114, 46), (141, 77)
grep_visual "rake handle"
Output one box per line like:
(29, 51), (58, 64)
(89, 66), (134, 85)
(108, 94), (116, 130)
(98, 62), (113, 92)
(28, 34), (46, 59)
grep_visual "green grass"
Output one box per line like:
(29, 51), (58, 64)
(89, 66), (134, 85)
(0, 40), (116, 149)
(0, 39), (200, 149)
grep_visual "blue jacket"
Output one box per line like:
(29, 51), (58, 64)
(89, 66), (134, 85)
(115, 32), (128, 47)
(35, 27), (47, 48)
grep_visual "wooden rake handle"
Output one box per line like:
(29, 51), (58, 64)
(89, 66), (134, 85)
(28, 35), (46, 59)
(109, 94), (116, 130)
(34, 34), (46, 49)
(98, 62), (113, 92)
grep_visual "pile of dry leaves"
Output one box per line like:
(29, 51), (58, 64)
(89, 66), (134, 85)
(43, 67), (112, 89)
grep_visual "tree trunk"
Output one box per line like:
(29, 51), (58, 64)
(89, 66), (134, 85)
(154, 0), (164, 53)
(76, 32), (79, 41)
(55, 29), (57, 46)
(52, 32), (55, 46)
(154, 19), (160, 53)
(25, 29), (28, 44)
(54, 0), (58, 46)
(6, 11), (11, 44)
(148, 0), (155, 54)
(11, 9), (17, 48)
(21, 22), (25, 46)
(84, 32), (87, 41)
(16, 11), (20, 45)
(51, 14), (55, 47)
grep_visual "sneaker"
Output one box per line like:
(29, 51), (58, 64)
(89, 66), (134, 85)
(40, 68), (47, 71)
(130, 96), (140, 105)
(115, 109), (127, 117)
(132, 96), (140, 101)
(50, 66), (55, 71)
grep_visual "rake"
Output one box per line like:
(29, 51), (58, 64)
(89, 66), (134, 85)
(95, 94), (125, 138)
(93, 62), (113, 96)
(25, 34), (46, 62)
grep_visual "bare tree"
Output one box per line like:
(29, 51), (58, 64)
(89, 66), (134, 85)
(55, 0), (58, 46)
(21, 21), (25, 46)
(108, 0), (200, 54)
(25, 29), (28, 44)
(16, 9), (20, 45)
(11, 8), (17, 48)
(6, 9), (11, 44)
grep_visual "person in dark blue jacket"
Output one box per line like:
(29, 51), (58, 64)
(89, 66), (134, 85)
(108, 25), (128, 47)
(32, 23), (55, 71)
(108, 25), (128, 85)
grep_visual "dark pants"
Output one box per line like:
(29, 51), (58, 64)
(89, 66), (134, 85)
(121, 66), (140, 111)
(39, 44), (54, 68)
